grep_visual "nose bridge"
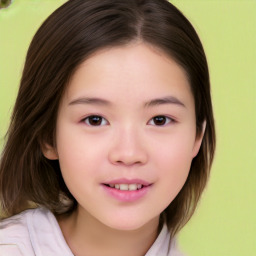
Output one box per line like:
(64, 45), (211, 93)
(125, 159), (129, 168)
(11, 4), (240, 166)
(108, 124), (148, 166)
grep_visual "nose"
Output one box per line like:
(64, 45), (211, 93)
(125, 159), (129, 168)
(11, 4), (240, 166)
(108, 128), (148, 166)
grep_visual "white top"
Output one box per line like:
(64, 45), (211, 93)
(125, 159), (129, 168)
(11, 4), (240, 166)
(0, 208), (185, 256)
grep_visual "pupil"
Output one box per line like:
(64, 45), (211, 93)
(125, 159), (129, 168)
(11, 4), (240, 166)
(89, 116), (102, 125)
(154, 116), (166, 125)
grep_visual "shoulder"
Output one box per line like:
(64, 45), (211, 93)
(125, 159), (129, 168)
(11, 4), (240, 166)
(145, 223), (186, 256)
(0, 208), (50, 240)
(169, 238), (187, 256)
(0, 207), (74, 256)
(0, 208), (61, 255)
(0, 208), (39, 255)
(0, 208), (35, 239)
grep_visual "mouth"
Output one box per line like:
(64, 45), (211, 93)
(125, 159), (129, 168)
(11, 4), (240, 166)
(103, 183), (146, 191)
(101, 179), (152, 202)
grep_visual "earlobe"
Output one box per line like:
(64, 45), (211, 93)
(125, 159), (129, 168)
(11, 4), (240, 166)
(41, 143), (58, 160)
(192, 121), (206, 158)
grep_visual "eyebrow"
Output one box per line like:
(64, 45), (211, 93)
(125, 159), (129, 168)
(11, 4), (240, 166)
(68, 96), (186, 108)
(144, 96), (186, 108)
(69, 97), (111, 106)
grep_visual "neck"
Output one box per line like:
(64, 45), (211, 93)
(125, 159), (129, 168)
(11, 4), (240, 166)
(58, 207), (160, 256)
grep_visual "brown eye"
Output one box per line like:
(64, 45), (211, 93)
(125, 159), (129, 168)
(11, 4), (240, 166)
(84, 115), (108, 126)
(148, 116), (173, 126)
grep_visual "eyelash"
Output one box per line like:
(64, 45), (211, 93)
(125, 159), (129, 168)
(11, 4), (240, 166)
(82, 115), (175, 127)
(83, 115), (109, 126)
(148, 116), (175, 126)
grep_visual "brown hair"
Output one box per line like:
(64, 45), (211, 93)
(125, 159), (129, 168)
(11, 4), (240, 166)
(0, 0), (215, 237)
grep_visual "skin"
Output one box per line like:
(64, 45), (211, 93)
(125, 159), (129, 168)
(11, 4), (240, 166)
(43, 42), (205, 256)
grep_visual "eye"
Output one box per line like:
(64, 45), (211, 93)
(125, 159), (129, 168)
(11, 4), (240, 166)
(148, 115), (174, 126)
(83, 115), (109, 126)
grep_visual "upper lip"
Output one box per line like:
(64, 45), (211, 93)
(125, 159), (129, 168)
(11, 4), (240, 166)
(103, 178), (151, 186)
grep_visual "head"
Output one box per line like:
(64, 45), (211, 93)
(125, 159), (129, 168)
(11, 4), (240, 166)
(0, 0), (215, 237)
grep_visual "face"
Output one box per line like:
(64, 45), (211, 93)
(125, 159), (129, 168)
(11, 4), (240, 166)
(44, 43), (204, 231)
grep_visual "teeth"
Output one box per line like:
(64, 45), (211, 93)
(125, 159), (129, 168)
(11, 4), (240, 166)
(128, 184), (137, 191)
(109, 184), (143, 191)
(120, 184), (129, 191)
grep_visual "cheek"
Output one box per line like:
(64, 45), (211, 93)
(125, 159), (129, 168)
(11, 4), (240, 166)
(159, 149), (191, 189)
(56, 123), (93, 160)
(153, 133), (195, 193)
(55, 131), (97, 199)
(55, 124), (108, 182)
(155, 131), (195, 169)
(55, 126), (86, 179)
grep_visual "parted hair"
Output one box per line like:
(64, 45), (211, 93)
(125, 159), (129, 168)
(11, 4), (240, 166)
(0, 0), (215, 237)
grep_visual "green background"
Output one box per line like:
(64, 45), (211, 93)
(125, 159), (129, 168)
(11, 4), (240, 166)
(0, 1), (255, 255)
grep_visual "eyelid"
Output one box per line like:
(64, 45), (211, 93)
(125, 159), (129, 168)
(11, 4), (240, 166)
(147, 115), (176, 126)
(81, 115), (109, 126)
(80, 114), (176, 127)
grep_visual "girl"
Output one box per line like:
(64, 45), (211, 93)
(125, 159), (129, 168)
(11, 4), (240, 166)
(0, 0), (215, 255)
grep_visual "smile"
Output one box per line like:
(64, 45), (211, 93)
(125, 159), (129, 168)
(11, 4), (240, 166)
(101, 179), (152, 202)
(104, 184), (143, 191)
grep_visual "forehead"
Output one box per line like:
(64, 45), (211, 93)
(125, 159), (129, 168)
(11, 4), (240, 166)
(63, 42), (194, 109)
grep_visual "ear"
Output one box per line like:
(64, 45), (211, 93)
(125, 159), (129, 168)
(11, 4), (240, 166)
(41, 143), (58, 160)
(192, 121), (206, 158)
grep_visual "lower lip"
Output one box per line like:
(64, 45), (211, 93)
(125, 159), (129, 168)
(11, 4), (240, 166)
(101, 185), (151, 202)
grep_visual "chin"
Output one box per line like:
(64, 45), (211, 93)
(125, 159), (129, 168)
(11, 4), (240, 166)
(102, 214), (159, 232)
